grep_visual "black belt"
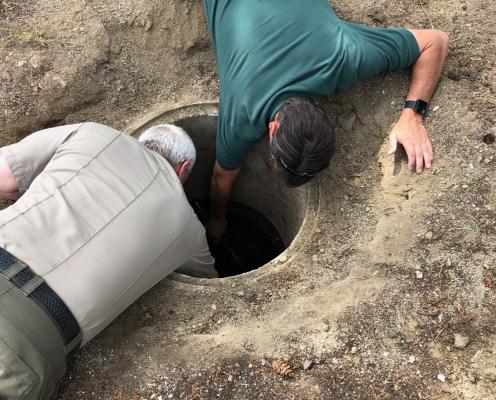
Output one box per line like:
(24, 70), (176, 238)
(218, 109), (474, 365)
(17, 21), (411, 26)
(0, 247), (81, 352)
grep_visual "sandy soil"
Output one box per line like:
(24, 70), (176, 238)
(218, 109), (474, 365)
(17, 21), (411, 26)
(1, 0), (495, 399)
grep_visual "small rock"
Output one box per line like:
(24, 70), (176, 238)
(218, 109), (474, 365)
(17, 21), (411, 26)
(468, 372), (477, 383)
(312, 255), (319, 263)
(28, 54), (49, 69)
(277, 255), (288, 263)
(351, 346), (358, 354)
(323, 323), (330, 332)
(261, 358), (267, 366)
(416, 270), (424, 279)
(408, 356), (416, 364)
(237, 291), (245, 298)
(425, 231), (433, 240)
(144, 17), (153, 31)
(453, 333), (471, 349)
(211, 304), (217, 310)
(315, 228), (322, 234)
(477, 154), (484, 163)
(339, 112), (357, 132)
(303, 360), (314, 371)
(110, 42), (122, 55)
(432, 106), (441, 112)
(482, 133), (495, 145)
(437, 373), (446, 382)
(116, 80), (126, 92)
(227, 375), (233, 382)
(446, 257), (452, 267)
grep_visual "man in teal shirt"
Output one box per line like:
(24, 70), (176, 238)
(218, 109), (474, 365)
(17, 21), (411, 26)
(204, 0), (448, 237)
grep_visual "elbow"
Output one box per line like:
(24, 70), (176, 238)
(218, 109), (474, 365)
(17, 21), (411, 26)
(438, 30), (449, 50)
(433, 29), (449, 55)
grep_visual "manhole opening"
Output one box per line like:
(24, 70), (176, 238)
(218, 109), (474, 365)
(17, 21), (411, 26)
(190, 199), (285, 277)
(128, 104), (312, 279)
(179, 114), (307, 277)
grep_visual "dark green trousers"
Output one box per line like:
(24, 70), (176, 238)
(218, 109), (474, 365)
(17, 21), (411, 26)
(0, 277), (66, 400)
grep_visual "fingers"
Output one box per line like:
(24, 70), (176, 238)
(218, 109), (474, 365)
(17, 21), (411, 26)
(416, 148), (424, 174)
(423, 138), (433, 169)
(407, 150), (416, 171)
(387, 133), (398, 156)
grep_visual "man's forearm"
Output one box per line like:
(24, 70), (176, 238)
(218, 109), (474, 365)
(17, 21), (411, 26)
(387, 30), (448, 173)
(407, 29), (449, 102)
(210, 174), (231, 221)
(208, 161), (240, 237)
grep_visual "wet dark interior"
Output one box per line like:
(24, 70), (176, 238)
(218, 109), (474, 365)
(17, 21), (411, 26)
(190, 199), (285, 277)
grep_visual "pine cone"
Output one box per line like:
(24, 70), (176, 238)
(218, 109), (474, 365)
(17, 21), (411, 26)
(271, 359), (295, 377)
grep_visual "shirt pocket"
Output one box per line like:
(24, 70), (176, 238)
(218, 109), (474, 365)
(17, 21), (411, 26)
(0, 338), (39, 399)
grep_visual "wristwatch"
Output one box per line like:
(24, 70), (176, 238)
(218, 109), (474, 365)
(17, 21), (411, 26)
(404, 99), (429, 117)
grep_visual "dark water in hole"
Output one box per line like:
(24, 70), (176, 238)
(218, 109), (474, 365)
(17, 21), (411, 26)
(190, 200), (285, 277)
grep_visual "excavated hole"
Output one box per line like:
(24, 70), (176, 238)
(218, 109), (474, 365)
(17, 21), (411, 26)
(127, 103), (319, 280)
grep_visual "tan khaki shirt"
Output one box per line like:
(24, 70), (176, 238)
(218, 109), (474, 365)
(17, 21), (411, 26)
(0, 122), (214, 345)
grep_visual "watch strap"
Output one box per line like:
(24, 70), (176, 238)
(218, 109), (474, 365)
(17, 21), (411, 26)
(404, 99), (428, 116)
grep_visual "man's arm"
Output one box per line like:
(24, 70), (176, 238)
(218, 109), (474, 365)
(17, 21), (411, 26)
(0, 123), (84, 195)
(208, 161), (240, 239)
(0, 150), (20, 200)
(175, 219), (218, 278)
(387, 29), (449, 173)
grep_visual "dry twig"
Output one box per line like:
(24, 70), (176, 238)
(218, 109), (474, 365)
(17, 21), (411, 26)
(417, 0), (435, 29)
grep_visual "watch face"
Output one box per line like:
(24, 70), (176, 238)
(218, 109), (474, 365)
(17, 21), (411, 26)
(416, 100), (428, 115)
(405, 100), (428, 116)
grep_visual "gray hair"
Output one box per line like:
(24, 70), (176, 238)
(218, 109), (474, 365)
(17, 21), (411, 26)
(138, 124), (196, 178)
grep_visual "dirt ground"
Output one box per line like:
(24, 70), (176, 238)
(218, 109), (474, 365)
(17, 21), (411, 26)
(1, 0), (495, 399)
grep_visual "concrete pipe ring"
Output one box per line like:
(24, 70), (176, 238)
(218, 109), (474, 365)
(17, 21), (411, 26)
(125, 102), (320, 286)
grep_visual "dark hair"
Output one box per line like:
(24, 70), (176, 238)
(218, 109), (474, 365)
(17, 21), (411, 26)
(270, 97), (335, 187)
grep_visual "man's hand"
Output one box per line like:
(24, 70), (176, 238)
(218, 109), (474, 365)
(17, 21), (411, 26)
(387, 108), (433, 173)
(390, 29), (448, 173)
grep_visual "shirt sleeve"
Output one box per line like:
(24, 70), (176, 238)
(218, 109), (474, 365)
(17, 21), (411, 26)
(0, 124), (84, 193)
(175, 217), (217, 278)
(336, 23), (420, 91)
(216, 115), (257, 171)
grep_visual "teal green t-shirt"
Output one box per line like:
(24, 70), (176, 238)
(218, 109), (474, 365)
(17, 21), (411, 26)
(203, 0), (420, 170)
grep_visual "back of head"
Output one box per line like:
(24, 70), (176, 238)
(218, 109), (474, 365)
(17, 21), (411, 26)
(270, 97), (335, 187)
(138, 124), (196, 178)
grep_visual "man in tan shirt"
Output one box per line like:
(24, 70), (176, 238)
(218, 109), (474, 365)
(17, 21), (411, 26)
(0, 122), (215, 399)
